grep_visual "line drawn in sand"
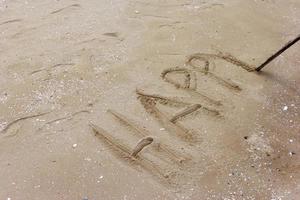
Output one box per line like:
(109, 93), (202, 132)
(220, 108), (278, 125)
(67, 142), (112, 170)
(90, 51), (255, 186)
(89, 122), (174, 186)
(108, 109), (190, 164)
(1, 111), (51, 135)
(161, 67), (222, 106)
(129, 51), (254, 167)
(130, 136), (153, 157)
(50, 4), (81, 15)
(170, 104), (203, 123)
(137, 94), (195, 142)
(136, 88), (221, 142)
(186, 52), (253, 91)
(186, 51), (255, 72)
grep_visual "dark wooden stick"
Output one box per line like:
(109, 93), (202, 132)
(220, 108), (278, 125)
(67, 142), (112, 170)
(256, 34), (300, 72)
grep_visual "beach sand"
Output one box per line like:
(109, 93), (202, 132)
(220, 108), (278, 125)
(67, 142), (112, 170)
(0, 0), (300, 199)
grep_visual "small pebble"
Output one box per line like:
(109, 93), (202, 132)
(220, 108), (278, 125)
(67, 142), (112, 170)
(85, 157), (91, 162)
(135, 10), (139, 14)
(72, 144), (77, 148)
(288, 152), (295, 156)
(160, 128), (165, 131)
(87, 101), (93, 106)
(283, 106), (288, 111)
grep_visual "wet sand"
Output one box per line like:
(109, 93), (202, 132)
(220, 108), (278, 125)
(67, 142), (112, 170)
(0, 0), (300, 199)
